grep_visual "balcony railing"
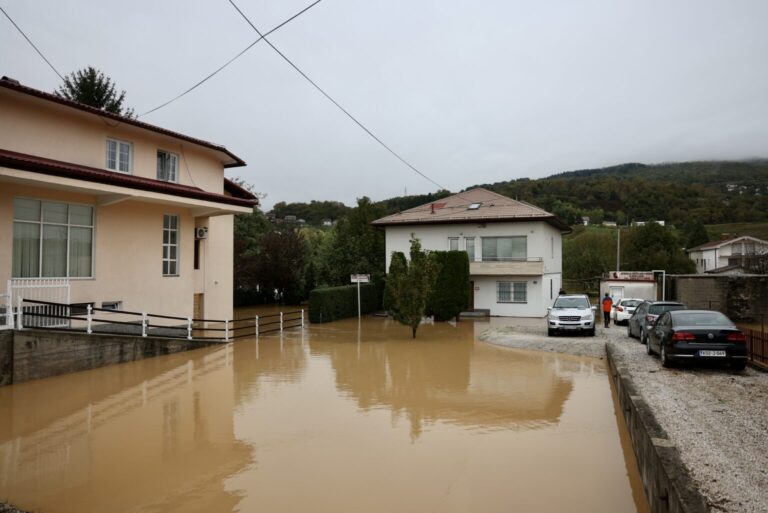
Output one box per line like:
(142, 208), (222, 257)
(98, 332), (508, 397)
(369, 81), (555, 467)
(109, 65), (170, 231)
(470, 258), (545, 276)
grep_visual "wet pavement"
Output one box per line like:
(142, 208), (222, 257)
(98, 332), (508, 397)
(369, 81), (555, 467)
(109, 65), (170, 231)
(0, 313), (649, 513)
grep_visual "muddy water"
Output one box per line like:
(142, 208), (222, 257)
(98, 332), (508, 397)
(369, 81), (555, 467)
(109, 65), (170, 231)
(0, 313), (649, 513)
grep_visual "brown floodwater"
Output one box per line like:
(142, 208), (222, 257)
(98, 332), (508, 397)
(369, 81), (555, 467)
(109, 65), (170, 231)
(0, 311), (649, 513)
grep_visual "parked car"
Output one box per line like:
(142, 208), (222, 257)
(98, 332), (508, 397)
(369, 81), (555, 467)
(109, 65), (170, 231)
(627, 301), (687, 343)
(547, 294), (596, 336)
(611, 298), (644, 325)
(645, 310), (748, 370)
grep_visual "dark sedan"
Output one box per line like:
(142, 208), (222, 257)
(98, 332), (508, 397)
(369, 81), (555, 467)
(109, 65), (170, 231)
(646, 310), (749, 370)
(628, 301), (687, 344)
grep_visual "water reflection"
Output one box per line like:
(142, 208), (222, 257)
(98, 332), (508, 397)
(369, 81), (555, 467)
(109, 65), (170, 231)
(0, 345), (251, 513)
(0, 313), (646, 513)
(309, 318), (576, 439)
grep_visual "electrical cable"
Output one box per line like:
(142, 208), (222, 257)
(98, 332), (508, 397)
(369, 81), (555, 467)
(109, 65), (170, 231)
(140, 0), (323, 117)
(226, 0), (448, 192)
(0, 5), (64, 80)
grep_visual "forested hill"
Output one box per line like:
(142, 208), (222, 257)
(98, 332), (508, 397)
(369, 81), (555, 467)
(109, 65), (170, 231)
(466, 160), (768, 226)
(269, 160), (768, 226)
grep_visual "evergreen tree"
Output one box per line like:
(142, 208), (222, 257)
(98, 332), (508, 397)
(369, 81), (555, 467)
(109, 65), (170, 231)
(56, 66), (135, 117)
(383, 252), (407, 314)
(386, 238), (433, 338)
(426, 251), (470, 321)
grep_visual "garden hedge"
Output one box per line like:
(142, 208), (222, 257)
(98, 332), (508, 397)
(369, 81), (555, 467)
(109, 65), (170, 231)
(308, 283), (380, 323)
(426, 251), (470, 321)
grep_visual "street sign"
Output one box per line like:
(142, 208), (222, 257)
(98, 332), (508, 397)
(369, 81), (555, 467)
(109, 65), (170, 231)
(350, 274), (370, 283)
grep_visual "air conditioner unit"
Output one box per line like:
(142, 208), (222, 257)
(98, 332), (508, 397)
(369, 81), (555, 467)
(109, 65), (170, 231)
(195, 227), (208, 240)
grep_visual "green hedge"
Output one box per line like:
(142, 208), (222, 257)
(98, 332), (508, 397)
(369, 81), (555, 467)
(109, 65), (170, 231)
(426, 251), (470, 321)
(309, 283), (380, 323)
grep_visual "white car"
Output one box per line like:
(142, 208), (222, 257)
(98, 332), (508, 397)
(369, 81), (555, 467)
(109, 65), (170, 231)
(547, 294), (596, 336)
(611, 298), (644, 325)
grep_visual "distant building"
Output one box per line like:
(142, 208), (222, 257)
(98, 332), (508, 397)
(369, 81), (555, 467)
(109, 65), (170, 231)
(600, 272), (657, 302)
(687, 235), (768, 274)
(284, 215), (297, 223)
(372, 188), (570, 317)
(321, 219), (333, 227)
(631, 220), (665, 227)
(581, 216), (590, 226)
(602, 221), (617, 228)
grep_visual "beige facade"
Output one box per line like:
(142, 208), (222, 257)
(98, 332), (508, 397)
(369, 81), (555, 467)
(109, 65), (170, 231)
(0, 77), (256, 322)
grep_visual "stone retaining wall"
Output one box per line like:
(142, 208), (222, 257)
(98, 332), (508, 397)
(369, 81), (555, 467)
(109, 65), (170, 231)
(1, 329), (222, 385)
(606, 343), (710, 513)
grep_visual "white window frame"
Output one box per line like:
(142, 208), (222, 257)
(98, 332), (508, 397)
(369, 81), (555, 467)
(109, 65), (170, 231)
(163, 214), (180, 277)
(156, 149), (179, 183)
(464, 237), (476, 262)
(481, 236), (527, 261)
(12, 196), (96, 279)
(448, 237), (459, 251)
(106, 138), (133, 173)
(496, 281), (527, 303)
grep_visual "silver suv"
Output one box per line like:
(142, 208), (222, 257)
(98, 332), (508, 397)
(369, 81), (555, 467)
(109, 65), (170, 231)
(547, 294), (596, 336)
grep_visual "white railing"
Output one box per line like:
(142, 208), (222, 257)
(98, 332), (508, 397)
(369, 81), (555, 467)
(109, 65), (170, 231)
(9, 279), (71, 328)
(0, 293), (11, 330)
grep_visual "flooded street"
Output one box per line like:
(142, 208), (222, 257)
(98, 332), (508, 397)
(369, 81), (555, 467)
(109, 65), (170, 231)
(0, 313), (648, 513)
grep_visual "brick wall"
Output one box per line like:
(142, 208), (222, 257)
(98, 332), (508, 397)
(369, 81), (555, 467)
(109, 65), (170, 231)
(670, 275), (768, 321)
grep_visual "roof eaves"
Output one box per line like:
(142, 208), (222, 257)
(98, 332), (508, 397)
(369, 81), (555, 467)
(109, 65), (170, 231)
(0, 76), (246, 168)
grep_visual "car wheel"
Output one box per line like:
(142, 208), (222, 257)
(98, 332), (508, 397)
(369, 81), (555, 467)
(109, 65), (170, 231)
(589, 328), (595, 337)
(627, 324), (633, 338)
(547, 328), (554, 337)
(646, 338), (654, 355)
(640, 329), (647, 345)
(730, 360), (747, 371)
(660, 344), (673, 368)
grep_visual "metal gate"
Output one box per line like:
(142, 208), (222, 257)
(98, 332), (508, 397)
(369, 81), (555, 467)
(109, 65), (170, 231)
(8, 279), (71, 328)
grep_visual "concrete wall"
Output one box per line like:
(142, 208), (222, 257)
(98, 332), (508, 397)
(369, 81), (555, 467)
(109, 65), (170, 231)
(3, 329), (223, 385)
(0, 330), (12, 386)
(606, 344), (709, 513)
(670, 274), (768, 321)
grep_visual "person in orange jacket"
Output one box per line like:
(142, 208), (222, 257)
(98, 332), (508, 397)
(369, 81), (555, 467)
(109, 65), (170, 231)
(601, 293), (613, 328)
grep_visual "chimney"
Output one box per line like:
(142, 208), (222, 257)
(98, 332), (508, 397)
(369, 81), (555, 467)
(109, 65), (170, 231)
(430, 203), (435, 214)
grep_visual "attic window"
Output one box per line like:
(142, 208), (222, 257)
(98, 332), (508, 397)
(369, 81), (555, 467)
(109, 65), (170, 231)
(468, 202), (482, 210)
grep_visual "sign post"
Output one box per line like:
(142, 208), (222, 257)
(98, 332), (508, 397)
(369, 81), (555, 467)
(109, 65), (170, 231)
(350, 274), (370, 318)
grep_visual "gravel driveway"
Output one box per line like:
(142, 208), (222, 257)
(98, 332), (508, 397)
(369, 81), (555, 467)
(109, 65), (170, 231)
(480, 321), (768, 513)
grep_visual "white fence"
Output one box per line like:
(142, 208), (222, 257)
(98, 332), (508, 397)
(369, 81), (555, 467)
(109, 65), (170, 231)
(0, 293), (10, 330)
(8, 279), (71, 328)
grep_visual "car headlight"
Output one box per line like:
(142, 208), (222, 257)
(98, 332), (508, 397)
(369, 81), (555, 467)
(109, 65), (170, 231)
(582, 314), (593, 321)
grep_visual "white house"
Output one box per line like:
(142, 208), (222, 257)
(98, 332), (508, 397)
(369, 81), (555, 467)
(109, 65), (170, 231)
(372, 188), (570, 317)
(687, 235), (768, 274)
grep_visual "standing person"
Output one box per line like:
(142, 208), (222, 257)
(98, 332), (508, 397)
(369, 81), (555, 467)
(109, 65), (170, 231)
(602, 293), (613, 328)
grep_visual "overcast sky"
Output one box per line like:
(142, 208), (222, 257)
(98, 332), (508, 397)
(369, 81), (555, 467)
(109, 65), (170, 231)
(2, 0), (768, 209)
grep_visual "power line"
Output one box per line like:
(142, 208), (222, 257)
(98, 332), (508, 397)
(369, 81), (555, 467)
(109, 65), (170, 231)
(0, 5), (64, 81)
(140, 0), (323, 117)
(226, 0), (447, 192)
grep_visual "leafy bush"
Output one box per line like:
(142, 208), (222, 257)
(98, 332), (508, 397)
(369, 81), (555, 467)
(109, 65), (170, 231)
(309, 283), (380, 323)
(426, 251), (470, 321)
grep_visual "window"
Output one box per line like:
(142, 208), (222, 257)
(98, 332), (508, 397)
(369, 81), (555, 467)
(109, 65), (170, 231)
(163, 215), (179, 276)
(157, 150), (179, 182)
(12, 198), (94, 278)
(465, 237), (475, 261)
(101, 301), (123, 311)
(481, 236), (527, 261)
(468, 202), (482, 210)
(497, 281), (527, 303)
(106, 138), (132, 173)
(448, 237), (459, 251)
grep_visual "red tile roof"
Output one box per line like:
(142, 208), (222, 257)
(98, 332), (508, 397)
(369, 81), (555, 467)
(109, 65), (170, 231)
(0, 148), (258, 208)
(0, 76), (246, 168)
(372, 188), (570, 231)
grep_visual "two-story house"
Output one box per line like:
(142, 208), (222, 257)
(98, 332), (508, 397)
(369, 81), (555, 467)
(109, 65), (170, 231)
(687, 235), (768, 274)
(372, 188), (570, 317)
(0, 76), (257, 323)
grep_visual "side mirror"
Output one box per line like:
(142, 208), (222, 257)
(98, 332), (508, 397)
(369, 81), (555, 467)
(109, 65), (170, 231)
(546, 307), (552, 312)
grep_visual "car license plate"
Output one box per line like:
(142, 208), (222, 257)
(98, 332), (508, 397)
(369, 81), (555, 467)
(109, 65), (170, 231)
(698, 350), (726, 357)
(563, 325), (579, 330)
